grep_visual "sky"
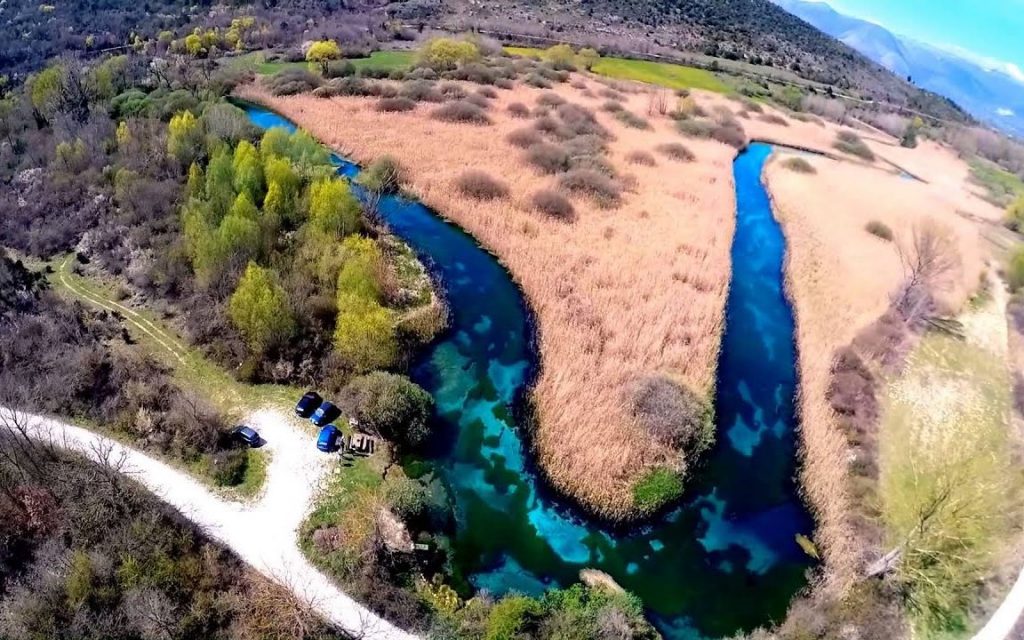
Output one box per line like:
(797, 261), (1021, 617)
(827, 0), (1024, 75)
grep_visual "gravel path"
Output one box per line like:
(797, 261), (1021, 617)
(7, 407), (417, 640)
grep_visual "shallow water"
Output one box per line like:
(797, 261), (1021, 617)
(244, 106), (814, 639)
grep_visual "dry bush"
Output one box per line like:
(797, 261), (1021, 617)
(558, 169), (623, 208)
(454, 170), (509, 200)
(570, 78), (588, 90)
(376, 97), (416, 113)
(525, 73), (552, 89)
(599, 87), (625, 101)
(782, 157), (816, 174)
(647, 90), (671, 116)
(601, 100), (625, 113)
(760, 112), (790, 127)
(431, 101), (491, 125)
(834, 131), (876, 161)
(655, 143), (695, 162)
(534, 115), (573, 139)
(556, 103), (608, 138)
(791, 112), (825, 126)
(464, 93), (491, 109)
(399, 80), (443, 103)
(448, 62), (497, 85)
(265, 68), (321, 96)
(476, 86), (498, 99)
(629, 376), (711, 452)
(438, 81), (467, 100)
(865, 220), (893, 241)
(626, 150), (656, 166)
(537, 91), (566, 108)
(531, 189), (575, 220)
(614, 110), (651, 130)
(313, 77), (373, 98)
(711, 122), (748, 149)
(495, 78), (515, 90)
(676, 119), (714, 139)
(740, 98), (764, 114)
(526, 142), (572, 173)
(564, 134), (608, 157)
(507, 102), (531, 118)
(507, 127), (543, 149)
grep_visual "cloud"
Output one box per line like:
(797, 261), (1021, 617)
(931, 43), (1024, 84)
(997, 107), (1016, 117)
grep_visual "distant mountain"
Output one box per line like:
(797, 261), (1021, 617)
(773, 0), (1024, 135)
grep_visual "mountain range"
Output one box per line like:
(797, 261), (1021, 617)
(772, 0), (1024, 135)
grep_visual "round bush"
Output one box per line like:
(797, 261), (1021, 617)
(455, 170), (509, 200)
(537, 91), (566, 107)
(431, 101), (491, 125)
(507, 102), (531, 118)
(865, 220), (894, 241)
(558, 169), (622, 208)
(400, 79), (443, 103)
(507, 128), (543, 149)
(656, 143), (696, 162)
(266, 68), (321, 96)
(464, 93), (491, 109)
(438, 82), (467, 100)
(495, 78), (515, 90)
(476, 86), (498, 99)
(377, 97), (416, 113)
(531, 189), (575, 220)
(601, 100), (625, 113)
(326, 60), (356, 78)
(526, 142), (571, 174)
(781, 157), (816, 174)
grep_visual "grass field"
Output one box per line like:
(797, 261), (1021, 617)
(503, 46), (729, 93)
(879, 296), (1018, 637)
(234, 50), (414, 76)
(969, 158), (1024, 207)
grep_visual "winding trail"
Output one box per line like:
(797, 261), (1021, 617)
(4, 406), (417, 640)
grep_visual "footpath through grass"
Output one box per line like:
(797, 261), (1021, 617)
(504, 46), (729, 93)
(878, 295), (1021, 637)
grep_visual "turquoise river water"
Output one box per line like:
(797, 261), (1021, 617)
(244, 105), (815, 639)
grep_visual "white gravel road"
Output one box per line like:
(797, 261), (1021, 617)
(7, 407), (418, 640)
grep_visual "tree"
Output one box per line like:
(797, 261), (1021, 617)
(544, 44), (576, 69)
(232, 140), (264, 204)
(901, 116), (924, 148)
(337, 236), (383, 301)
(259, 127), (291, 161)
(1008, 246), (1024, 291)
(334, 295), (396, 372)
(186, 163), (205, 199)
(264, 155), (301, 203)
(228, 262), (294, 353)
(577, 47), (600, 71)
(1005, 194), (1024, 233)
(205, 146), (236, 220)
(167, 110), (203, 167)
(416, 38), (479, 71)
(306, 40), (342, 76)
(218, 209), (261, 265)
(340, 372), (434, 450)
(894, 221), (961, 323)
(308, 177), (361, 238)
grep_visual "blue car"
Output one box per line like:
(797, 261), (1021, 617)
(295, 391), (322, 418)
(317, 424), (340, 453)
(233, 425), (261, 447)
(310, 401), (340, 427)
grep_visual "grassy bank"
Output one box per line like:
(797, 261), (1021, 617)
(969, 158), (1024, 207)
(235, 50), (414, 76)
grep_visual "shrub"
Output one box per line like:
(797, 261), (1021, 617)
(265, 68), (321, 96)
(314, 77), (371, 98)
(476, 86), (498, 99)
(431, 101), (491, 125)
(495, 78), (515, 90)
(556, 103), (607, 137)
(558, 169), (622, 208)
(388, 69), (407, 81)
(326, 60), (356, 78)
(533, 115), (572, 140)
(865, 220), (894, 241)
(760, 112), (790, 126)
(599, 88), (625, 101)
(455, 170), (509, 200)
(507, 128), (543, 149)
(711, 122), (748, 149)
(633, 466), (683, 512)
(206, 449), (249, 486)
(781, 157), (816, 174)
(1009, 248), (1024, 291)
(340, 372), (434, 451)
(531, 189), (575, 220)
(464, 93), (491, 109)
(630, 376), (712, 450)
(447, 62), (496, 85)
(675, 119), (714, 139)
(376, 97), (416, 112)
(526, 142), (571, 173)
(564, 134), (607, 157)
(656, 143), (695, 162)
(438, 81), (467, 100)
(537, 91), (566, 107)
(525, 73), (551, 89)
(834, 131), (876, 161)
(626, 150), (656, 166)
(507, 102), (531, 118)
(792, 112), (824, 126)
(399, 79), (443, 102)
(740, 97), (764, 113)
(356, 155), (403, 193)
(613, 110), (650, 130)
(601, 100), (624, 113)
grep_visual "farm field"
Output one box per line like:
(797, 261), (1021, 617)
(234, 50), (415, 75)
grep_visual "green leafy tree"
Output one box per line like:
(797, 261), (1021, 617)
(228, 262), (294, 353)
(543, 43), (576, 68)
(232, 140), (264, 203)
(308, 177), (361, 238)
(167, 110), (203, 167)
(184, 33), (204, 57)
(259, 127), (291, 160)
(186, 162), (205, 199)
(1007, 195), (1024, 233)
(228, 192), (259, 220)
(1008, 246), (1024, 291)
(577, 47), (600, 70)
(334, 294), (396, 371)
(28, 65), (62, 123)
(306, 40), (342, 75)
(485, 595), (542, 640)
(264, 155), (301, 204)
(417, 38), (480, 71)
(337, 236), (383, 301)
(205, 146), (236, 220)
(262, 180), (289, 226)
(219, 210), (261, 265)
(340, 372), (434, 450)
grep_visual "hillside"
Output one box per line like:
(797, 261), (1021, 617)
(392, 0), (973, 123)
(774, 0), (1024, 136)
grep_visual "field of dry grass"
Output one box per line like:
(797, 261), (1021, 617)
(237, 77), (738, 518)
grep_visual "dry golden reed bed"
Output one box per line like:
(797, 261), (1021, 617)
(237, 79), (738, 518)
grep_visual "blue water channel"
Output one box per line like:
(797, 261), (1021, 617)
(244, 106), (814, 639)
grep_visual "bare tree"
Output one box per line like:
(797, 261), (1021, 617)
(892, 221), (961, 325)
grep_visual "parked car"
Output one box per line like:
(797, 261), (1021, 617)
(317, 424), (340, 453)
(310, 401), (340, 427)
(295, 391), (322, 418)
(233, 425), (261, 447)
